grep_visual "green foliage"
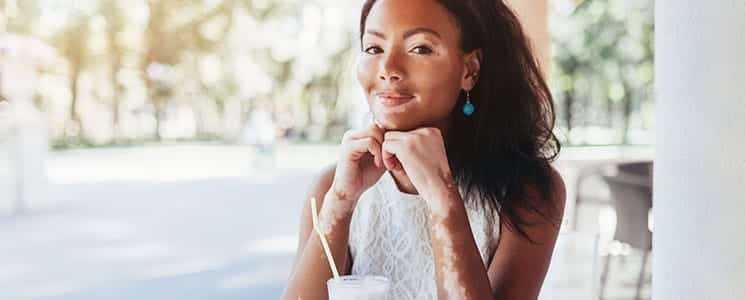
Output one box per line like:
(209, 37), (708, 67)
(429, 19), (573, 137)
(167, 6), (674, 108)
(3, 0), (359, 148)
(3, 0), (655, 148)
(550, 0), (654, 145)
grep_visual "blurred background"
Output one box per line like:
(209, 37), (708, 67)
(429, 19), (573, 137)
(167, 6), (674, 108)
(0, 0), (654, 299)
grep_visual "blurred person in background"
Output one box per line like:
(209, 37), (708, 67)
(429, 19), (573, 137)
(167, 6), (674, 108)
(0, 37), (49, 215)
(284, 0), (566, 299)
(241, 100), (277, 153)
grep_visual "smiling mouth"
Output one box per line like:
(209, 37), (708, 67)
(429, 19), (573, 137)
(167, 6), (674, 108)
(377, 94), (415, 107)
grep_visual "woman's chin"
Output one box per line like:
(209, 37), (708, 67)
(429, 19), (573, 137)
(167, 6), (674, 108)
(374, 116), (418, 131)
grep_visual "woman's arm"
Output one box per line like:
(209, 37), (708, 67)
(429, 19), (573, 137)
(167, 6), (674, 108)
(487, 169), (565, 299)
(380, 128), (565, 299)
(425, 172), (493, 299)
(282, 165), (354, 300)
(426, 167), (566, 300)
(284, 124), (388, 299)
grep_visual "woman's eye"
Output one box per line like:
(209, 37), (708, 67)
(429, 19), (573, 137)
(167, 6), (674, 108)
(364, 46), (382, 55)
(411, 46), (433, 55)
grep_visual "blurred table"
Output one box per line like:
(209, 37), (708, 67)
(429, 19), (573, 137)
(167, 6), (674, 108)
(554, 146), (654, 230)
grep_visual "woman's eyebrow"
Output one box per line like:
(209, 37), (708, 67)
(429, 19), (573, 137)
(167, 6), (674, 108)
(403, 27), (441, 40)
(365, 27), (442, 40)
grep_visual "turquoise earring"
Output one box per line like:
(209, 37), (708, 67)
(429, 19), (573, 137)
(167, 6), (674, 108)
(462, 90), (475, 116)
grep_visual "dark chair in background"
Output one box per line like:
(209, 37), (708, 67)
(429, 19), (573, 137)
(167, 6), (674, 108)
(599, 161), (653, 300)
(572, 164), (613, 230)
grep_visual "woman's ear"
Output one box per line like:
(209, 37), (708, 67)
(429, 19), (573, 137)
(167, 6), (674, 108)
(461, 49), (483, 91)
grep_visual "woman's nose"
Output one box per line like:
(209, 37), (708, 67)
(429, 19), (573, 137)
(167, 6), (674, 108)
(379, 53), (404, 82)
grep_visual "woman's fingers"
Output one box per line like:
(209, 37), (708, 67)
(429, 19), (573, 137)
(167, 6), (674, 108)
(364, 137), (383, 168)
(368, 124), (385, 148)
(345, 137), (383, 168)
(342, 125), (385, 167)
(344, 124), (384, 146)
(382, 140), (404, 171)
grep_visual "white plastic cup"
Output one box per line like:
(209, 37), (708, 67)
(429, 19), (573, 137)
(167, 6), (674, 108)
(327, 275), (391, 300)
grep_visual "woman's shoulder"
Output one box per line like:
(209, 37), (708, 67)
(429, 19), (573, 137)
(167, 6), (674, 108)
(294, 163), (337, 250)
(547, 165), (566, 208)
(523, 165), (566, 221)
(496, 164), (566, 224)
(309, 163), (337, 203)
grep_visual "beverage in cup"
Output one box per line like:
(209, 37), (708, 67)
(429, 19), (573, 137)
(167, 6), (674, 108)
(327, 275), (391, 300)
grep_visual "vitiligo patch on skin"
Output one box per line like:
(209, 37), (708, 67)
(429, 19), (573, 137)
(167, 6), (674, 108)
(318, 193), (356, 236)
(373, 118), (383, 129)
(427, 168), (477, 299)
(427, 169), (459, 218)
(432, 215), (473, 299)
(379, 102), (411, 114)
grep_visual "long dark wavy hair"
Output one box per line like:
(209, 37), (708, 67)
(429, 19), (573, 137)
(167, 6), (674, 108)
(360, 0), (562, 243)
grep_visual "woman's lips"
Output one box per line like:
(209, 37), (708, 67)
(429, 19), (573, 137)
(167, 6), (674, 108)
(377, 93), (415, 107)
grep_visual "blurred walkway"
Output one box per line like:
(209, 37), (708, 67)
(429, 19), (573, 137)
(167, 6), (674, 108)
(0, 144), (652, 300)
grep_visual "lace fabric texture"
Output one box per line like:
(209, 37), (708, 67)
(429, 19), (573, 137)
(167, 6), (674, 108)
(349, 171), (500, 300)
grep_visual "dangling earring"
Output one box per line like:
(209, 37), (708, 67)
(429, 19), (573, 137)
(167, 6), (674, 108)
(462, 90), (475, 116)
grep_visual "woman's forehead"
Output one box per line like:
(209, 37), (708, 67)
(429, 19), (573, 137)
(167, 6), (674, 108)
(364, 0), (460, 41)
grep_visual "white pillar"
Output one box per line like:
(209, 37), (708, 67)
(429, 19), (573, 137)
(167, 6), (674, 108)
(655, 1), (745, 299)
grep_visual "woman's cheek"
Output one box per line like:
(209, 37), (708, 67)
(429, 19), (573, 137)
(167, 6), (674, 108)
(356, 57), (377, 89)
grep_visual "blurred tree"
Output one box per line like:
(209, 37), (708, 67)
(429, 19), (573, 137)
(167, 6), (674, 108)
(141, 0), (232, 140)
(53, 14), (91, 141)
(100, 0), (126, 142)
(9, 0), (665, 148)
(2, 0), (39, 35)
(551, 0), (654, 145)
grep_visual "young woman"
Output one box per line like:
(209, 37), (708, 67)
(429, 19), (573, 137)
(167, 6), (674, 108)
(283, 0), (565, 299)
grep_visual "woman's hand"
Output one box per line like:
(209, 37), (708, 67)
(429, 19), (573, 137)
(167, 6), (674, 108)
(330, 123), (387, 205)
(382, 127), (457, 213)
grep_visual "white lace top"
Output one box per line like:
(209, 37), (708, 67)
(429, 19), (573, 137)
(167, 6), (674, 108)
(349, 171), (501, 300)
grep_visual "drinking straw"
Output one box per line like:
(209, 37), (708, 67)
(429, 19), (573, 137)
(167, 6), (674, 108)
(310, 197), (340, 279)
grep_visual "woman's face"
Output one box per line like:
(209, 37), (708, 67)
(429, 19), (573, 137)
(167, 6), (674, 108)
(357, 0), (478, 131)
